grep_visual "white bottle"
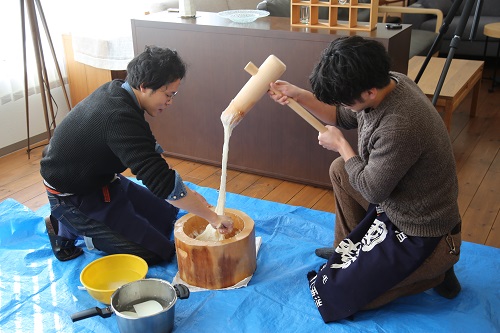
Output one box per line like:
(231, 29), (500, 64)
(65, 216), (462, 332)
(179, 0), (196, 18)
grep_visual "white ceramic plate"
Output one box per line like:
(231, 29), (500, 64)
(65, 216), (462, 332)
(218, 10), (270, 24)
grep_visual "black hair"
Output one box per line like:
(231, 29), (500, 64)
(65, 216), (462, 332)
(126, 45), (187, 91)
(309, 36), (392, 106)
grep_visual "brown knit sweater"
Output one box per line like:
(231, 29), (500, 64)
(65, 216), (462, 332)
(338, 72), (460, 237)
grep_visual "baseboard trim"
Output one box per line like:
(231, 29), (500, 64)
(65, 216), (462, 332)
(0, 133), (50, 158)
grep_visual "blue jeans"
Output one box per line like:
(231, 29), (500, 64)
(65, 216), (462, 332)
(47, 175), (179, 264)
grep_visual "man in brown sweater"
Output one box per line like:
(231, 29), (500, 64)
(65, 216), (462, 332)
(268, 36), (461, 322)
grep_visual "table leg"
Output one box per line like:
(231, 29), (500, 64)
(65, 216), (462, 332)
(443, 100), (453, 133)
(490, 39), (500, 93)
(470, 81), (480, 118)
(483, 36), (489, 61)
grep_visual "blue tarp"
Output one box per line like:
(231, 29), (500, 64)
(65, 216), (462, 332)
(0, 181), (499, 333)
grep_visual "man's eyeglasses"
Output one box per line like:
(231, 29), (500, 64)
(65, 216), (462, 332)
(166, 91), (178, 100)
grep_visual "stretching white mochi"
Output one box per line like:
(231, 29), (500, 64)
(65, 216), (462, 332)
(215, 56), (286, 218)
(215, 120), (233, 216)
(194, 117), (233, 243)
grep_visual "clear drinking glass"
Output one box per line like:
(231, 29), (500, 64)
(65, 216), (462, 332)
(300, 6), (310, 24)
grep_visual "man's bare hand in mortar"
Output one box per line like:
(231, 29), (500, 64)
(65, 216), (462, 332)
(189, 190), (233, 233)
(212, 215), (234, 234)
(168, 187), (234, 234)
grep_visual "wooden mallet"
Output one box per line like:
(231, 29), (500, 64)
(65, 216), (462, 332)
(220, 54), (327, 133)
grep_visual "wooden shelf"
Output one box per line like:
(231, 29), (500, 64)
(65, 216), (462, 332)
(291, 0), (379, 31)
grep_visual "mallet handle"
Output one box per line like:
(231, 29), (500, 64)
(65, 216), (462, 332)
(283, 99), (327, 133)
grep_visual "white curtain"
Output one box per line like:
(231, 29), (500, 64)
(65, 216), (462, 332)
(0, 0), (69, 106)
(0, 0), (152, 106)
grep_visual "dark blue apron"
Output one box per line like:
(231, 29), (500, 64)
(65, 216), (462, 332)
(308, 204), (441, 322)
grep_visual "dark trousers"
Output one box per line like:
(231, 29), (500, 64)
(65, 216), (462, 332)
(47, 175), (178, 264)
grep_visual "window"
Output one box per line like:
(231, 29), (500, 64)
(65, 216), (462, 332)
(0, 0), (69, 105)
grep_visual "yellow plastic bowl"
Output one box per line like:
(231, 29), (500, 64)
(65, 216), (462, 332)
(80, 254), (148, 304)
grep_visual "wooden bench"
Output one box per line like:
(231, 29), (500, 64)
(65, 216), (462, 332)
(408, 56), (484, 132)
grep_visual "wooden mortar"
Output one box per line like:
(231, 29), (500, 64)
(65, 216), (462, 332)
(174, 208), (257, 289)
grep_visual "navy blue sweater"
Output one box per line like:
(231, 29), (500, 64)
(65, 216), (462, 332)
(41, 80), (176, 198)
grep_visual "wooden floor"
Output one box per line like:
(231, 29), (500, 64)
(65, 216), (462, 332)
(1, 59), (499, 249)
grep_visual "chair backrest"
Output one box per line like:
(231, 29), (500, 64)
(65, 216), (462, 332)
(378, 6), (443, 33)
(379, 6), (443, 58)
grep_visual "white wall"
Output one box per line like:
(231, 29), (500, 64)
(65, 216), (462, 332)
(0, 87), (70, 154)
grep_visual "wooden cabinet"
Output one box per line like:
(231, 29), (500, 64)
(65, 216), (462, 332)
(290, 0), (379, 31)
(131, 11), (410, 187)
(62, 34), (126, 107)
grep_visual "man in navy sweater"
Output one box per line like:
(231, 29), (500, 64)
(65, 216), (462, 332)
(41, 46), (233, 264)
